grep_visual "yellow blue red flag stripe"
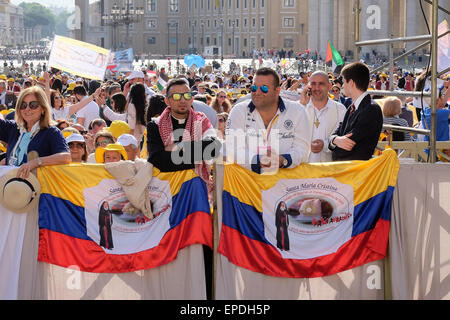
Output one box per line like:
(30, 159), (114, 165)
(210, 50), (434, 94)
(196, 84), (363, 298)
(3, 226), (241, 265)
(219, 149), (399, 278)
(37, 164), (212, 273)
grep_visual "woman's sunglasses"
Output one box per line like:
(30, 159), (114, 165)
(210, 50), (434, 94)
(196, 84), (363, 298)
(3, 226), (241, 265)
(69, 142), (85, 149)
(169, 92), (193, 101)
(250, 85), (269, 93)
(20, 101), (40, 110)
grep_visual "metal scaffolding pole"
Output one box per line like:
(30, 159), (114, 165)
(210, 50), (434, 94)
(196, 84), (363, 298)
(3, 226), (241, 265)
(354, 0), (443, 163)
(429, 0), (439, 163)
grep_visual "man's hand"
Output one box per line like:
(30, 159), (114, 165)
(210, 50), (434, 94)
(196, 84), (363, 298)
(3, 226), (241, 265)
(299, 85), (311, 106)
(333, 133), (356, 151)
(311, 139), (324, 153)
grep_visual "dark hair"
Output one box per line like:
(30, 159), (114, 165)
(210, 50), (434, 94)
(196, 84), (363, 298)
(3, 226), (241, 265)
(340, 62), (370, 92)
(129, 83), (147, 126)
(194, 94), (208, 104)
(51, 78), (63, 93)
(166, 78), (190, 97)
(255, 67), (281, 88)
(73, 85), (87, 96)
(111, 92), (127, 113)
(88, 118), (106, 131)
(146, 94), (167, 123)
(88, 80), (101, 95)
(108, 83), (121, 96)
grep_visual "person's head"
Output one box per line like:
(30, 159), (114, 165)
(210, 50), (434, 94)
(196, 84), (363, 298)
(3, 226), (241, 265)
(309, 71), (330, 102)
(382, 97), (402, 117)
(73, 85), (87, 102)
(0, 80), (5, 93)
(165, 79), (193, 119)
(212, 90), (231, 113)
(95, 143), (128, 163)
(50, 89), (65, 109)
(56, 119), (70, 131)
(331, 85), (341, 100)
(340, 62), (370, 99)
(108, 83), (122, 97)
(197, 83), (207, 94)
(51, 78), (63, 93)
(117, 133), (139, 161)
(66, 133), (88, 162)
(15, 86), (53, 130)
(94, 131), (115, 149)
(217, 112), (228, 134)
(88, 118), (107, 135)
(251, 67), (281, 110)
(110, 92), (127, 113)
(146, 94), (167, 123)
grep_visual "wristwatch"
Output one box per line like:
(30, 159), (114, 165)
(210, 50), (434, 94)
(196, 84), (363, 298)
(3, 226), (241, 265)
(37, 157), (42, 167)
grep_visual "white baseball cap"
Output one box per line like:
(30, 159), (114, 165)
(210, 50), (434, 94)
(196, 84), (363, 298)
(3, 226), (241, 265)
(127, 70), (145, 80)
(66, 133), (85, 144)
(117, 134), (138, 148)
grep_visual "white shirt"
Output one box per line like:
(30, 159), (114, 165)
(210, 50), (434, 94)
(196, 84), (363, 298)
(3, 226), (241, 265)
(51, 107), (70, 121)
(302, 99), (346, 163)
(352, 91), (370, 112)
(75, 99), (100, 130)
(226, 97), (312, 173)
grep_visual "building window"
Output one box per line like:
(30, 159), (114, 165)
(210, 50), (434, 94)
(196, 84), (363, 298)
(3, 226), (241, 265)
(147, 37), (156, 44)
(147, 19), (157, 29)
(261, 17), (264, 28)
(169, 0), (179, 12)
(147, 0), (157, 12)
(283, 0), (295, 8)
(283, 17), (295, 28)
(284, 38), (294, 48)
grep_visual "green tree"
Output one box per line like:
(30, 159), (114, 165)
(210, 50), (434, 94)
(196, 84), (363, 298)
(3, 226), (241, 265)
(20, 2), (55, 38)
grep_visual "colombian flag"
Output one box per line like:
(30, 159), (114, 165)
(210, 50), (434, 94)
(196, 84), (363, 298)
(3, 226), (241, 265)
(219, 150), (399, 278)
(37, 164), (212, 273)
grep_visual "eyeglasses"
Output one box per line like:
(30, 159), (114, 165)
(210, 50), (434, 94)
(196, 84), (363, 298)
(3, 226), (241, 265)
(169, 92), (193, 101)
(218, 118), (226, 123)
(54, 96), (62, 100)
(332, 89), (340, 93)
(250, 85), (269, 93)
(20, 101), (40, 110)
(218, 95), (227, 98)
(69, 142), (85, 149)
(96, 140), (111, 147)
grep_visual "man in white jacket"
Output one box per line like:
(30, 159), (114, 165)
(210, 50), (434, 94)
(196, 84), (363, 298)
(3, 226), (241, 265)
(226, 67), (312, 174)
(299, 71), (347, 163)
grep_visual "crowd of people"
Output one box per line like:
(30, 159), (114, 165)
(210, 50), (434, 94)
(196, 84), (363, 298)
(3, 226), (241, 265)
(0, 58), (449, 182)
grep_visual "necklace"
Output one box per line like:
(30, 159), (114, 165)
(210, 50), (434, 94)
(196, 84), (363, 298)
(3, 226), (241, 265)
(313, 109), (320, 128)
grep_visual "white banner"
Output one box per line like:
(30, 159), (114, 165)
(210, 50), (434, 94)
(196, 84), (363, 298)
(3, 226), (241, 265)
(48, 35), (110, 80)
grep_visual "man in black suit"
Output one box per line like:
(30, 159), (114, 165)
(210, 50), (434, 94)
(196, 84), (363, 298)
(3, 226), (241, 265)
(328, 62), (383, 161)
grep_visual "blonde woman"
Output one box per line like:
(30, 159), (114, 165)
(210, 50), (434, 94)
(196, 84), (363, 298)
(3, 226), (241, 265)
(0, 86), (71, 178)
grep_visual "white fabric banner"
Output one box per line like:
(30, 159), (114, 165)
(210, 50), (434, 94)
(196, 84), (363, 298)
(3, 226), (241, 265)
(48, 35), (110, 80)
(0, 166), (28, 300)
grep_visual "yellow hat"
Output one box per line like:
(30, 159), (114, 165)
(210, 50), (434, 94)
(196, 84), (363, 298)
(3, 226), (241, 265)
(0, 75), (6, 80)
(95, 143), (128, 163)
(67, 83), (77, 91)
(0, 109), (13, 116)
(7, 78), (14, 82)
(0, 142), (6, 153)
(104, 120), (130, 139)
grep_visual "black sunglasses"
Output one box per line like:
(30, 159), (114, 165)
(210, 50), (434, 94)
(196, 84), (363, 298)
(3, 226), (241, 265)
(20, 101), (40, 110)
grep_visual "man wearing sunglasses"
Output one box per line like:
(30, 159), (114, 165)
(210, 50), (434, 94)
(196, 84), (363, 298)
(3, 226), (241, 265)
(147, 79), (221, 182)
(226, 67), (312, 174)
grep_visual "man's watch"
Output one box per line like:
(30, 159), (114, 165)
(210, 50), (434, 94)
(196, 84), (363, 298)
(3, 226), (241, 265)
(37, 157), (42, 167)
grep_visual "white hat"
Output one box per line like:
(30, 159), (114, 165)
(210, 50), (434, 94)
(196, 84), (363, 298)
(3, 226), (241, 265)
(66, 133), (85, 144)
(117, 134), (138, 148)
(127, 70), (145, 80)
(76, 78), (83, 82)
(0, 169), (41, 213)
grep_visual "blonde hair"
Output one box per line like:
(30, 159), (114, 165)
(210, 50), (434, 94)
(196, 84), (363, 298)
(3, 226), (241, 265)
(15, 86), (54, 130)
(383, 97), (402, 117)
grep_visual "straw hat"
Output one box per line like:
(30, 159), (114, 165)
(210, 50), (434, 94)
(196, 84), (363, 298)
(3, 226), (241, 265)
(95, 143), (128, 163)
(0, 169), (41, 213)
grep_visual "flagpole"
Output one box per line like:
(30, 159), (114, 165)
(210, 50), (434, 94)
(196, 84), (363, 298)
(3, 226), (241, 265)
(211, 162), (218, 300)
